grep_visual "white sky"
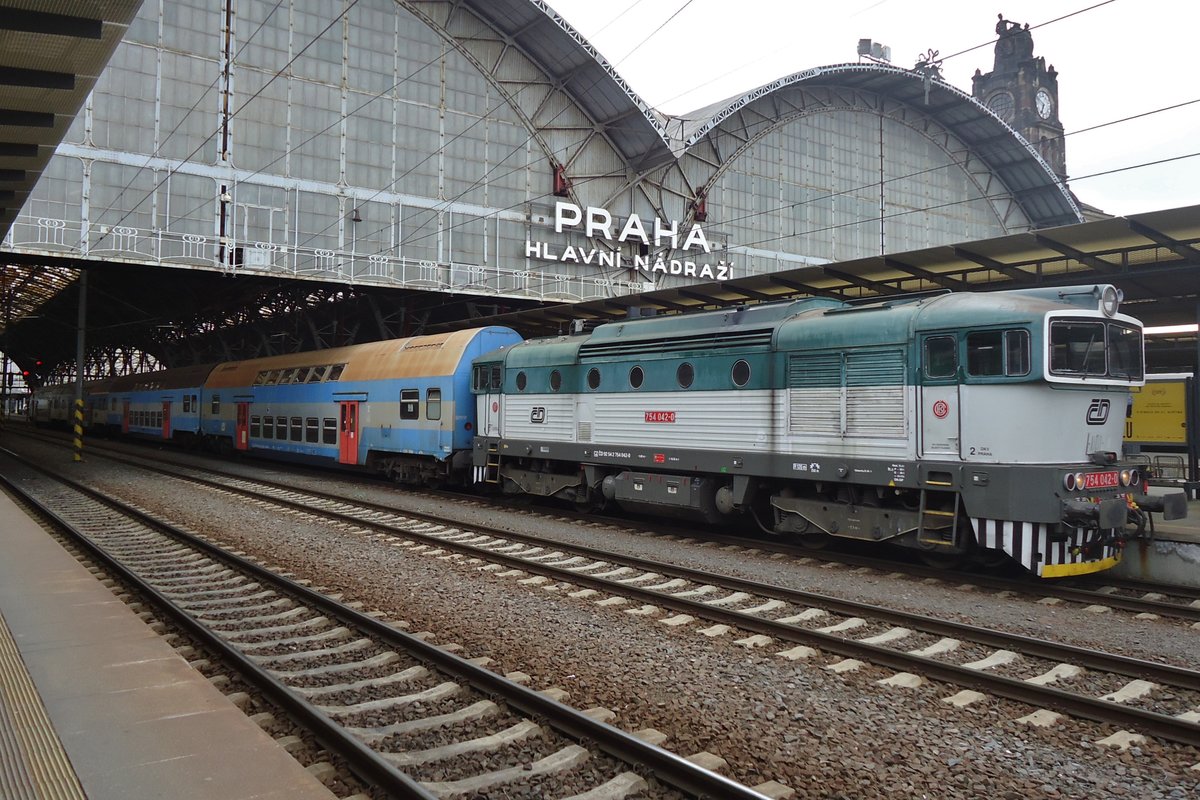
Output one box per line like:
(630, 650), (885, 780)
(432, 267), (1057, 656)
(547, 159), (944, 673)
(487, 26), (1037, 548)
(549, 0), (1199, 218)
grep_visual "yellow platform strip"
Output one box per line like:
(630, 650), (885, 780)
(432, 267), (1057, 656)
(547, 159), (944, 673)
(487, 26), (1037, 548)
(0, 610), (86, 800)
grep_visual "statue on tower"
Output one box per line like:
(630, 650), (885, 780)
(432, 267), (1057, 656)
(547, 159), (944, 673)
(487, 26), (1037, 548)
(993, 13), (1034, 65)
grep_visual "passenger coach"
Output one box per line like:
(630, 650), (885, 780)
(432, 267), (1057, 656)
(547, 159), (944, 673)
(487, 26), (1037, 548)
(202, 327), (521, 482)
(471, 285), (1186, 577)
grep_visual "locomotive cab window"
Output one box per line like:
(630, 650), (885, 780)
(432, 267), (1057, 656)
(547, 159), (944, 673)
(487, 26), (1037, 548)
(923, 336), (957, 379)
(400, 389), (419, 419)
(426, 389), (441, 421)
(967, 329), (1029, 377)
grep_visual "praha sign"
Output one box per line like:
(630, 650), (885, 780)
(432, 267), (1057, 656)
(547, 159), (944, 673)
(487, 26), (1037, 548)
(525, 201), (733, 280)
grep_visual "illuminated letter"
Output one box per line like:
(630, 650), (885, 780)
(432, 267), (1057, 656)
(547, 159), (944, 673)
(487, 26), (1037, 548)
(682, 225), (711, 253)
(586, 206), (613, 240)
(619, 214), (649, 244)
(555, 201), (582, 233)
(654, 217), (679, 248)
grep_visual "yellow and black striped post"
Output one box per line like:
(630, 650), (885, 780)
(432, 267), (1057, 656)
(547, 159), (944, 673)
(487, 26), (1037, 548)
(73, 397), (84, 462)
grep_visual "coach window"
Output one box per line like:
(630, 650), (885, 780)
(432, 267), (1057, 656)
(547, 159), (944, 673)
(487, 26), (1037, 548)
(677, 362), (695, 389)
(732, 359), (751, 387)
(328, 364), (346, 381)
(250, 415), (261, 438)
(306, 366), (324, 383)
(400, 389), (419, 419)
(629, 366), (644, 389)
(515, 371), (527, 391)
(211, 394), (220, 414)
(323, 417), (337, 444)
(426, 389), (441, 420)
(263, 416), (274, 438)
(183, 395), (191, 413)
(306, 417), (319, 443)
(290, 417), (302, 441)
(923, 336), (957, 379)
(550, 370), (562, 392)
(587, 368), (601, 390)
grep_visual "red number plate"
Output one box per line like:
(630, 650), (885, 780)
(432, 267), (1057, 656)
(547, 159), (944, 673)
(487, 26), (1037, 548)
(1082, 471), (1120, 489)
(645, 411), (676, 423)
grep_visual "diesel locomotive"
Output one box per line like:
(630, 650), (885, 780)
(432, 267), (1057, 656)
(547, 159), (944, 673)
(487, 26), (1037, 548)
(469, 285), (1187, 577)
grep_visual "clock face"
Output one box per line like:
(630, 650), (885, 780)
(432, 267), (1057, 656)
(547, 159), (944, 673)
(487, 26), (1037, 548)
(1036, 88), (1053, 119)
(987, 91), (1014, 123)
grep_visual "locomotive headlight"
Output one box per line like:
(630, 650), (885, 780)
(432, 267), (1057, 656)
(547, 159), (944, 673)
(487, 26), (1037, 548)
(1128, 469), (1139, 486)
(1120, 469), (1132, 486)
(1064, 473), (1078, 491)
(1100, 285), (1122, 317)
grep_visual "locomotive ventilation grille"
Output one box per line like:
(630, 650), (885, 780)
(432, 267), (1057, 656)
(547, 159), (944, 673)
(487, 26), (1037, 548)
(577, 328), (775, 360)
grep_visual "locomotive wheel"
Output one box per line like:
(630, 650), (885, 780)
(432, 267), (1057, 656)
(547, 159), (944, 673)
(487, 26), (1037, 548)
(796, 530), (831, 550)
(918, 550), (967, 570)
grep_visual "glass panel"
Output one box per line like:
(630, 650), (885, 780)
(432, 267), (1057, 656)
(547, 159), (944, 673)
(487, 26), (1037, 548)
(966, 330), (1003, 376)
(923, 336), (957, 379)
(426, 389), (441, 420)
(401, 388), (419, 419)
(1050, 321), (1106, 376)
(1108, 323), (1143, 379)
(1005, 330), (1030, 376)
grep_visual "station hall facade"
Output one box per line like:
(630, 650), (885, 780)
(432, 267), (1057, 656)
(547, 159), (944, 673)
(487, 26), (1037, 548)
(1, 0), (1081, 321)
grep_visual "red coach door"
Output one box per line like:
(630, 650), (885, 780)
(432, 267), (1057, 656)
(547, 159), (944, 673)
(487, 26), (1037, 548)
(235, 402), (250, 450)
(162, 400), (171, 440)
(338, 401), (359, 465)
(122, 400), (130, 434)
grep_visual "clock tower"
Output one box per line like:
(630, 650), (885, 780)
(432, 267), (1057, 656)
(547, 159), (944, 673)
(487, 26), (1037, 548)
(972, 15), (1066, 180)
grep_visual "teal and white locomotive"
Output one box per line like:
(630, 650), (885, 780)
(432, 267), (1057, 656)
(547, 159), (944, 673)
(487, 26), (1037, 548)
(471, 284), (1186, 577)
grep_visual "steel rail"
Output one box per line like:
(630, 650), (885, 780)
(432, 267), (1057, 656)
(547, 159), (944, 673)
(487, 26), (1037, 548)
(13, 427), (1200, 620)
(0, 449), (772, 800)
(51, 449), (1200, 749)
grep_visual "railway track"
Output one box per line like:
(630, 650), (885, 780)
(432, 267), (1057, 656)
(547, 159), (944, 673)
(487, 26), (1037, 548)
(13, 425), (1200, 622)
(0, 449), (772, 800)
(8, 437), (1200, 757)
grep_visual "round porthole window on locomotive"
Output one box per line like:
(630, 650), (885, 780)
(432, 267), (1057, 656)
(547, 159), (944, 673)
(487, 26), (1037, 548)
(516, 371), (527, 391)
(587, 368), (601, 390)
(550, 370), (562, 392)
(629, 365), (644, 389)
(677, 362), (694, 388)
(732, 359), (751, 387)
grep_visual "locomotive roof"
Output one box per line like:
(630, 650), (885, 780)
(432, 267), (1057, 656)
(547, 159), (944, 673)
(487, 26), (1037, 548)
(499, 286), (1126, 365)
(205, 328), (502, 388)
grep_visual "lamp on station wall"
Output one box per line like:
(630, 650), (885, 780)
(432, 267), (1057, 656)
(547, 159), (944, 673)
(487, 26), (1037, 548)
(552, 163), (572, 197)
(692, 193), (708, 222)
(350, 207), (362, 223)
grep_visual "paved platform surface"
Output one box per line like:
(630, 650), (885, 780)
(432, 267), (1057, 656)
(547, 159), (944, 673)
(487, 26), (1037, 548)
(0, 490), (336, 800)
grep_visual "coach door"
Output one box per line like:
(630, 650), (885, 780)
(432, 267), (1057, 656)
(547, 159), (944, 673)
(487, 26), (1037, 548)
(162, 400), (171, 440)
(235, 402), (250, 450)
(121, 399), (130, 434)
(918, 333), (962, 459)
(338, 401), (359, 464)
(475, 363), (502, 437)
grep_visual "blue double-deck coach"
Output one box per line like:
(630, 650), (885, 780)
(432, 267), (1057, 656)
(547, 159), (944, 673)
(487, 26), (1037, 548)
(199, 327), (521, 482)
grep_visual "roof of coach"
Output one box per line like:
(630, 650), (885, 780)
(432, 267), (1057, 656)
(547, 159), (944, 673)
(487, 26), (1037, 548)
(205, 328), (497, 389)
(105, 363), (219, 392)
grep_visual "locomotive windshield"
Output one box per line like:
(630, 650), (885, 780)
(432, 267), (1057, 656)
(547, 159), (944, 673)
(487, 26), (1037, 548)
(1049, 320), (1144, 381)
